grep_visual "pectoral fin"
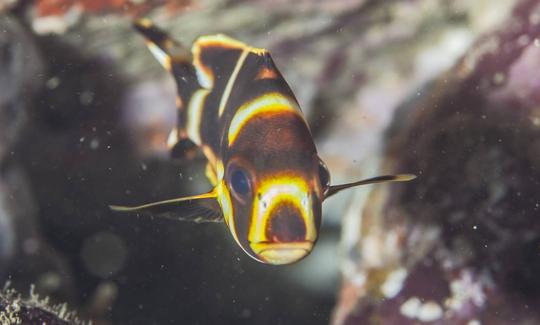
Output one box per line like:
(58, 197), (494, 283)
(110, 189), (223, 223)
(324, 174), (416, 199)
(170, 138), (199, 160)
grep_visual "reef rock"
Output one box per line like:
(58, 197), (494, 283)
(0, 13), (74, 303)
(333, 0), (540, 324)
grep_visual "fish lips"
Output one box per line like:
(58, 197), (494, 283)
(250, 241), (314, 265)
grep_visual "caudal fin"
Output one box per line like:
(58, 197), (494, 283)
(133, 18), (190, 71)
(133, 19), (202, 159)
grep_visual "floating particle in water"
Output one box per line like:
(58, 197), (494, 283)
(46, 76), (60, 89)
(90, 138), (99, 150)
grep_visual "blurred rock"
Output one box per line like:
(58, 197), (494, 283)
(121, 80), (177, 158)
(0, 14), (74, 302)
(0, 182), (15, 271)
(333, 0), (540, 324)
(0, 0), (17, 14)
(2, 166), (75, 300)
(34, 0), (192, 17)
(31, 0), (193, 34)
(0, 14), (42, 161)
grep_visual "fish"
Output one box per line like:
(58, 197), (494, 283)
(110, 19), (416, 265)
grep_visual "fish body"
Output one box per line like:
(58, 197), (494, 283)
(111, 20), (415, 265)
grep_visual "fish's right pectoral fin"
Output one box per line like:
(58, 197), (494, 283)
(324, 174), (416, 199)
(170, 138), (199, 160)
(109, 189), (223, 223)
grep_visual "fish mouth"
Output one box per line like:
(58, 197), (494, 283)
(250, 241), (313, 265)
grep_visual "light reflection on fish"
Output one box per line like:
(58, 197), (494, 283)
(111, 19), (415, 265)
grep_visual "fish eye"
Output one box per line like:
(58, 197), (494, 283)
(318, 160), (330, 191)
(228, 166), (252, 200)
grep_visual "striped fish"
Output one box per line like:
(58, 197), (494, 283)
(111, 19), (415, 265)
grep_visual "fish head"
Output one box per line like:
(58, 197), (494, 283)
(218, 112), (330, 265)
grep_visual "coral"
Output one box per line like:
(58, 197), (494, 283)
(0, 285), (83, 324)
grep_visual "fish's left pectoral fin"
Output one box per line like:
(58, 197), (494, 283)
(324, 174), (416, 199)
(109, 189), (223, 223)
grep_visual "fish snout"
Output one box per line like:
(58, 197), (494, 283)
(250, 202), (313, 264)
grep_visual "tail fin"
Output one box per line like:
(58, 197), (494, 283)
(133, 19), (202, 159)
(133, 18), (190, 71)
(133, 18), (200, 99)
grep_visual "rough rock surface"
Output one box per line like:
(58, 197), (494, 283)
(333, 1), (540, 324)
(0, 13), (73, 301)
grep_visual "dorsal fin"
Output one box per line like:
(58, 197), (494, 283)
(191, 35), (270, 117)
(217, 48), (304, 133)
(191, 34), (252, 90)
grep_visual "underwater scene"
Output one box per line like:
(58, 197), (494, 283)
(0, 0), (539, 324)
